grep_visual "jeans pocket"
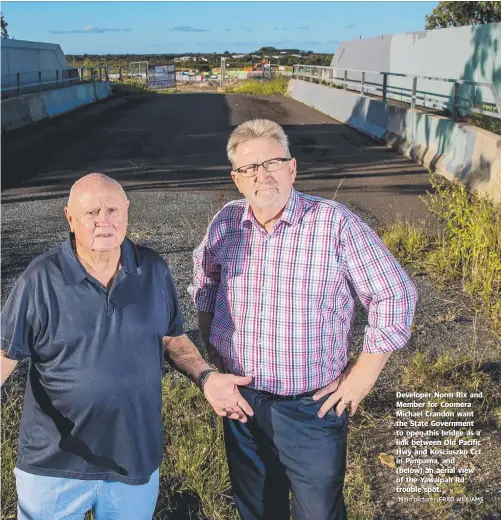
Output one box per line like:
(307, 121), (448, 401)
(325, 406), (348, 424)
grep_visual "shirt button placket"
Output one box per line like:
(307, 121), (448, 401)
(258, 236), (268, 379)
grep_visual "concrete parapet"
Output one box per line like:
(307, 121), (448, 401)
(28, 93), (48, 122)
(288, 79), (501, 202)
(2, 96), (33, 131)
(2, 82), (112, 132)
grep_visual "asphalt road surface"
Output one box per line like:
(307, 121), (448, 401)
(2, 90), (432, 220)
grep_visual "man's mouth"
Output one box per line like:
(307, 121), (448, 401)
(95, 233), (114, 238)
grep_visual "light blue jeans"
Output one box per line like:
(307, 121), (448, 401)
(14, 467), (160, 520)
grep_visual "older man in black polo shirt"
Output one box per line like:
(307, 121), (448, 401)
(0, 173), (253, 520)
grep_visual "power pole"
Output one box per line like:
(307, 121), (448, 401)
(220, 57), (226, 88)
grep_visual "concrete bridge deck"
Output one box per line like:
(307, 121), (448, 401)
(2, 90), (432, 224)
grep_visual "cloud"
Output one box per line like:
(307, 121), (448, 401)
(225, 28), (231, 32)
(49, 26), (131, 34)
(296, 26), (310, 30)
(170, 25), (208, 32)
(282, 28), (288, 31)
(346, 24), (356, 29)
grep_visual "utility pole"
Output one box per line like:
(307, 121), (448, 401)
(220, 57), (226, 88)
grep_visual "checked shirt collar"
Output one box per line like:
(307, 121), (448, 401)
(240, 188), (313, 231)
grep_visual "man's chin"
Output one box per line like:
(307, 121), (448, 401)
(91, 237), (120, 252)
(251, 193), (283, 209)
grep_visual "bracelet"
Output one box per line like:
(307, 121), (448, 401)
(198, 368), (217, 391)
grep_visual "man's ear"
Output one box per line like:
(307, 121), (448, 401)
(289, 158), (297, 184)
(64, 207), (74, 232)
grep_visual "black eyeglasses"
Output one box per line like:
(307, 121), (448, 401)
(234, 157), (292, 177)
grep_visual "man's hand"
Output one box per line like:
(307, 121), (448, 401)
(313, 352), (392, 418)
(203, 373), (254, 423)
(1, 351), (18, 387)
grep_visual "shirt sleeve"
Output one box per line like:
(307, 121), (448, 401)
(1, 276), (40, 360)
(341, 212), (419, 354)
(164, 264), (185, 337)
(191, 221), (222, 313)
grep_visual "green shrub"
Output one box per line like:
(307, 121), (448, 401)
(382, 175), (501, 331)
(225, 77), (289, 96)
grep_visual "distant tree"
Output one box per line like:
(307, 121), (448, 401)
(1, 12), (8, 38)
(425, 1), (501, 29)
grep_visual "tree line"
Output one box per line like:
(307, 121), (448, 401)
(65, 52), (333, 71)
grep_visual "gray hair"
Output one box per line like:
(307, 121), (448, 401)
(226, 119), (290, 166)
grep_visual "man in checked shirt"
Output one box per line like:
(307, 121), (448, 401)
(191, 119), (418, 520)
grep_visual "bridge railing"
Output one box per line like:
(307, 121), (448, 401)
(1, 67), (112, 99)
(292, 65), (501, 122)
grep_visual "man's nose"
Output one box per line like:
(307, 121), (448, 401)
(95, 210), (111, 224)
(255, 164), (272, 182)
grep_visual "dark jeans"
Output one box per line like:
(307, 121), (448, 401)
(223, 386), (348, 520)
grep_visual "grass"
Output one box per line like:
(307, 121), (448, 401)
(112, 80), (177, 95)
(381, 218), (431, 267)
(159, 375), (238, 520)
(343, 420), (378, 519)
(2, 349), (500, 520)
(389, 349), (500, 519)
(468, 114), (501, 135)
(466, 104), (501, 135)
(127, 229), (156, 241)
(401, 351), (499, 426)
(381, 175), (501, 333)
(1, 388), (22, 520)
(0, 373), (237, 520)
(224, 77), (289, 96)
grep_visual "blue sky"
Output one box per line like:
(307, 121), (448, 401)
(3, 1), (438, 54)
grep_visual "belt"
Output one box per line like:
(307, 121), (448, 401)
(253, 388), (318, 401)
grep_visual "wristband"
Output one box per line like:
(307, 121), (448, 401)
(198, 368), (217, 391)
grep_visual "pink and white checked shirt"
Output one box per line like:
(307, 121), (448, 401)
(192, 189), (418, 395)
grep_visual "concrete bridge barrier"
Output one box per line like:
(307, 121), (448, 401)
(288, 79), (501, 203)
(2, 81), (112, 132)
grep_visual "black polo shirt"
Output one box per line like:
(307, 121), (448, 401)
(1, 235), (184, 484)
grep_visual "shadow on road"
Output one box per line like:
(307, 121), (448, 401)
(2, 92), (431, 204)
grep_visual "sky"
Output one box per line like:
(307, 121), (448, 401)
(2, 1), (438, 54)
